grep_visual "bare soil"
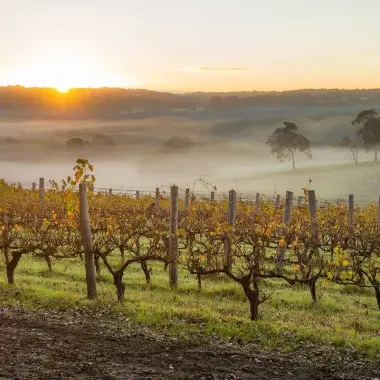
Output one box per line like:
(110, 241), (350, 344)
(0, 308), (379, 380)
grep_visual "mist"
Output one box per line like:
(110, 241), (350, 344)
(0, 108), (379, 202)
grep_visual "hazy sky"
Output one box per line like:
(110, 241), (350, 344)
(1, 0), (379, 92)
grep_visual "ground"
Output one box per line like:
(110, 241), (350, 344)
(1, 258), (380, 379)
(1, 308), (379, 380)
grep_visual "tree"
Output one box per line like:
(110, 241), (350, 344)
(353, 109), (380, 163)
(341, 136), (360, 164)
(267, 122), (311, 171)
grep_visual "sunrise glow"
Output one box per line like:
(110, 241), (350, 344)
(2, 55), (137, 91)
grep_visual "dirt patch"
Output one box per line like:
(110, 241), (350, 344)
(0, 308), (379, 380)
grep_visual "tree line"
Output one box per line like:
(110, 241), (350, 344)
(1, 86), (380, 119)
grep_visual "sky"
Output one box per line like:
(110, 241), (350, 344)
(1, 0), (380, 92)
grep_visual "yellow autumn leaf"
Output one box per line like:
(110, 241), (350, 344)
(199, 255), (205, 262)
(1, 225), (6, 231)
(333, 246), (340, 254)
(342, 260), (349, 267)
(294, 264), (300, 271)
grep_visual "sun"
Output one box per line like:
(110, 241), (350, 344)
(56, 86), (69, 93)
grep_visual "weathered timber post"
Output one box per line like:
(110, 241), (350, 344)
(211, 191), (215, 201)
(255, 193), (260, 216)
(298, 196), (303, 207)
(108, 188), (112, 197)
(155, 188), (160, 210)
(32, 182), (36, 191)
(275, 194), (281, 208)
(349, 194), (354, 227)
(136, 190), (140, 199)
(185, 188), (190, 212)
(308, 190), (318, 244)
(225, 189), (236, 270)
(79, 184), (97, 299)
(169, 185), (179, 288)
(39, 178), (44, 202)
(278, 191), (293, 262)
(3, 215), (12, 283)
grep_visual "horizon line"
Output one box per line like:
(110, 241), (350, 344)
(2, 84), (380, 94)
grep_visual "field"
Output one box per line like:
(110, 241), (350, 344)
(1, 257), (380, 354)
(1, 258), (380, 379)
(1, 163), (380, 379)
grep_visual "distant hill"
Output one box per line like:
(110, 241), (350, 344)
(0, 86), (379, 119)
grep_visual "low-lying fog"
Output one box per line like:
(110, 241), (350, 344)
(0, 115), (379, 202)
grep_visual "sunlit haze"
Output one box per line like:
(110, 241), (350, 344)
(1, 0), (380, 91)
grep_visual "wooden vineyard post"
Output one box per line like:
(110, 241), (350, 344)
(278, 191), (293, 262)
(79, 184), (97, 299)
(136, 190), (140, 199)
(185, 188), (190, 212)
(308, 190), (318, 244)
(275, 194), (281, 208)
(255, 193), (260, 216)
(32, 182), (36, 191)
(39, 178), (44, 202)
(298, 196), (303, 207)
(225, 189), (236, 271)
(108, 188), (112, 197)
(349, 194), (354, 228)
(155, 188), (160, 210)
(227, 190), (237, 227)
(38, 178), (45, 225)
(211, 191), (215, 201)
(169, 185), (179, 288)
(2, 215), (10, 283)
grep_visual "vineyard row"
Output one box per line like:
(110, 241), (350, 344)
(1, 171), (380, 321)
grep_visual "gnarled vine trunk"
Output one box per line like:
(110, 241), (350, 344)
(45, 255), (53, 272)
(113, 271), (126, 303)
(375, 286), (380, 311)
(241, 278), (260, 321)
(141, 261), (151, 285)
(94, 255), (101, 277)
(197, 273), (202, 291)
(6, 253), (22, 285)
(309, 279), (317, 302)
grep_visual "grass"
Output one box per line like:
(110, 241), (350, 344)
(1, 256), (380, 356)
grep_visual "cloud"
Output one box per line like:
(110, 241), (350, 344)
(178, 66), (248, 73)
(199, 67), (247, 71)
